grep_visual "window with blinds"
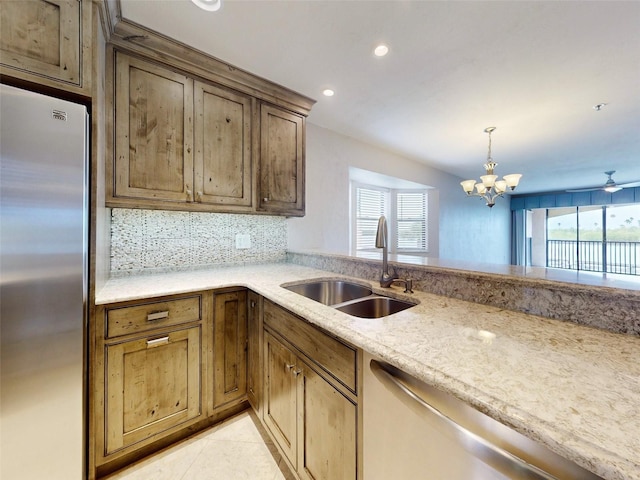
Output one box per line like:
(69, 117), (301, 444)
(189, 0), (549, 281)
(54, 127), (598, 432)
(396, 191), (428, 251)
(355, 186), (387, 250)
(353, 185), (429, 253)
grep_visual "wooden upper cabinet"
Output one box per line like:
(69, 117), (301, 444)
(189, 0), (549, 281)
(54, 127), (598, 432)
(113, 53), (194, 204)
(259, 103), (305, 216)
(0, 0), (90, 95)
(194, 81), (252, 209)
(106, 43), (314, 215)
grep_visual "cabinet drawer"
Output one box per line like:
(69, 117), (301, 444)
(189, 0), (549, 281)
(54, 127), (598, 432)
(107, 295), (202, 338)
(264, 300), (357, 392)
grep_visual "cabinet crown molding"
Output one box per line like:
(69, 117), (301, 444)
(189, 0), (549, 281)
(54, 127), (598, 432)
(108, 16), (316, 116)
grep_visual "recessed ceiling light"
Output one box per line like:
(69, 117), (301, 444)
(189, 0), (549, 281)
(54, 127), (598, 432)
(374, 45), (389, 57)
(191, 0), (222, 12)
(322, 89), (335, 97)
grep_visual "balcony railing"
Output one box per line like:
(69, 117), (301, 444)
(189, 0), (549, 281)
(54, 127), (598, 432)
(547, 240), (639, 275)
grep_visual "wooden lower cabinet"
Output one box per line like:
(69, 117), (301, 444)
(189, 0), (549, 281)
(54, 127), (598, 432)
(263, 329), (358, 480)
(247, 291), (263, 411)
(94, 290), (252, 477)
(211, 289), (248, 411)
(94, 290), (359, 479)
(264, 331), (299, 465)
(299, 364), (357, 480)
(105, 325), (203, 454)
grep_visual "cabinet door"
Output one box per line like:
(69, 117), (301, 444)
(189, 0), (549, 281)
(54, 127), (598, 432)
(194, 81), (253, 209)
(298, 362), (357, 480)
(0, 0), (81, 86)
(263, 331), (298, 468)
(212, 290), (248, 410)
(259, 103), (305, 215)
(105, 326), (202, 454)
(114, 52), (194, 203)
(247, 291), (263, 412)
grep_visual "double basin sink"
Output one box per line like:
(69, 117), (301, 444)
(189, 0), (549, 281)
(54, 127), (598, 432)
(282, 279), (416, 318)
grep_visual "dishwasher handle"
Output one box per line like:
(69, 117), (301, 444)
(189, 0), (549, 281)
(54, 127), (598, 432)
(370, 359), (558, 480)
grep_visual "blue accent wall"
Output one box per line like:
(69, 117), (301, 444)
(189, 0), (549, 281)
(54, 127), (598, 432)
(511, 187), (640, 210)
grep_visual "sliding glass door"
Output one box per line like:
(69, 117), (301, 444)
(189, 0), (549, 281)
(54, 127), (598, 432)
(605, 204), (639, 274)
(543, 204), (639, 275)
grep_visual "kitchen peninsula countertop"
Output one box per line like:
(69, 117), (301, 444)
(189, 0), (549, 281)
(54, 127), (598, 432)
(301, 249), (640, 291)
(96, 263), (640, 480)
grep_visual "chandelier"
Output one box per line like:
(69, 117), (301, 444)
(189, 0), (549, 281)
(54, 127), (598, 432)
(460, 127), (522, 208)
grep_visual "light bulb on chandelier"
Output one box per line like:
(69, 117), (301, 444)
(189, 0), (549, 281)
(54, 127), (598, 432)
(460, 127), (522, 207)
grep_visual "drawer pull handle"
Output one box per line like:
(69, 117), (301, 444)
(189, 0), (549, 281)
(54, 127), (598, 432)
(147, 337), (169, 348)
(147, 311), (169, 322)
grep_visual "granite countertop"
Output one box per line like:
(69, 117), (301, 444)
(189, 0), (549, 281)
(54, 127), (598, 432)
(306, 249), (640, 292)
(96, 263), (640, 480)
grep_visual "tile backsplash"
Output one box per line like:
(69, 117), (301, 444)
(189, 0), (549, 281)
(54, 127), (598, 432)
(110, 209), (287, 275)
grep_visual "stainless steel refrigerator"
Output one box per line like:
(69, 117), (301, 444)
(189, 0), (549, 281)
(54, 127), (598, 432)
(1, 84), (87, 479)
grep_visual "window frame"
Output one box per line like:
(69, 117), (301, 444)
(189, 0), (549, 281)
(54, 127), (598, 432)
(351, 182), (429, 254)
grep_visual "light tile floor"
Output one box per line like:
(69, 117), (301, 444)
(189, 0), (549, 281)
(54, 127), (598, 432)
(107, 410), (295, 480)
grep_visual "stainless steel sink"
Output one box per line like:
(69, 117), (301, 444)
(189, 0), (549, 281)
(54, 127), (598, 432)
(283, 279), (416, 318)
(335, 296), (415, 318)
(283, 280), (372, 306)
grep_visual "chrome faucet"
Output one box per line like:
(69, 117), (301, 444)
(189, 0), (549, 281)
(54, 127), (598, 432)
(375, 216), (398, 288)
(375, 216), (414, 292)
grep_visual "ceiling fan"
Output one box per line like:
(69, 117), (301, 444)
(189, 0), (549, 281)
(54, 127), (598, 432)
(567, 171), (640, 193)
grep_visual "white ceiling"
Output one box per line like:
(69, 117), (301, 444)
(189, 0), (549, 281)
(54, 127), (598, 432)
(120, 0), (640, 194)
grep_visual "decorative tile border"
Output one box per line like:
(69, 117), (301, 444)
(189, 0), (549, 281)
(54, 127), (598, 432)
(111, 209), (287, 275)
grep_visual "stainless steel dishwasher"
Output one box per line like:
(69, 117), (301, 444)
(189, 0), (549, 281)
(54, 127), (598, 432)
(363, 353), (603, 480)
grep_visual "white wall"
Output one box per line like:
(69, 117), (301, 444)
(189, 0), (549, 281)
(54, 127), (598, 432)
(288, 123), (511, 264)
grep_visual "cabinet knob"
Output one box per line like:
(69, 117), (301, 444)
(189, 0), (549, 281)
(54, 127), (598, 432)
(263, 197), (269, 202)
(286, 364), (295, 371)
(293, 369), (302, 376)
(250, 301), (256, 308)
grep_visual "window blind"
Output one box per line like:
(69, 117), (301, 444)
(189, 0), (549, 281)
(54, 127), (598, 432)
(356, 187), (386, 250)
(354, 185), (429, 253)
(396, 192), (428, 251)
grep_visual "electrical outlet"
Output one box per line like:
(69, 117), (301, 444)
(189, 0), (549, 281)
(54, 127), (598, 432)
(235, 233), (251, 249)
